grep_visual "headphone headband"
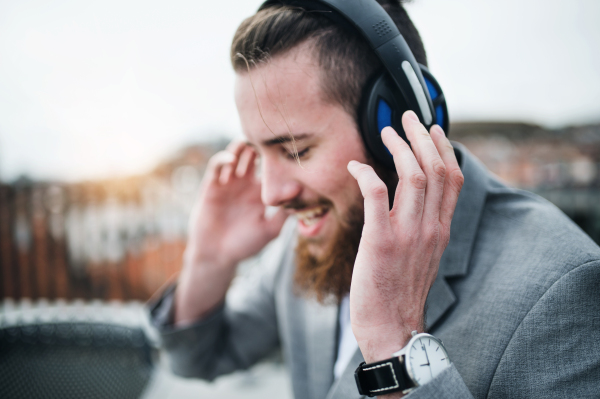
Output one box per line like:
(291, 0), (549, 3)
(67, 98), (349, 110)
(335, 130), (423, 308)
(259, 0), (435, 127)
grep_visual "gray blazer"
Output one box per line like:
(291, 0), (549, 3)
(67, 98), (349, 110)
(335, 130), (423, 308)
(149, 143), (600, 398)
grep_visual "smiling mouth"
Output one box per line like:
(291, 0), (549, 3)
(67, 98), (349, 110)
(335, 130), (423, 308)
(295, 206), (329, 226)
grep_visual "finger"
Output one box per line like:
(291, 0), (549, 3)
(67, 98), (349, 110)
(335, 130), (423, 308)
(205, 151), (236, 184)
(380, 126), (426, 221)
(225, 140), (247, 155)
(220, 141), (248, 184)
(236, 146), (256, 178)
(219, 164), (234, 185)
(401, 111), (446, 225)
(430, 125), (464, 229)
(347, 161), (390, 233)
(401, 111), (435, 166)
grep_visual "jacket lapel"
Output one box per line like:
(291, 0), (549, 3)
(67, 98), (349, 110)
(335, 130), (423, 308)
(305, 297), (338, 399)
(426, 142), (490, 329)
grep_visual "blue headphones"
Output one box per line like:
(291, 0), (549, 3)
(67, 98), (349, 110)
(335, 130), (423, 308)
(259, 0), (449, 169)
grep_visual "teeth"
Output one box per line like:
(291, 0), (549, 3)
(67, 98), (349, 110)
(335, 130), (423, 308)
(301, 216), (320, 226)
(296, 206), (327, 226)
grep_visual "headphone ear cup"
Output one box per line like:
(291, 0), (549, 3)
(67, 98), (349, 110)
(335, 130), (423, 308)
(359, 67), (448, 169)
(359, 72), (408, 169)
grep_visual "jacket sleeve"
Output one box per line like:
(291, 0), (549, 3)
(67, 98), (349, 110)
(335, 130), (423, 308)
(405, 259), (600, 399)
(403, 364), (474, 398)
(147, 220), (296, 381)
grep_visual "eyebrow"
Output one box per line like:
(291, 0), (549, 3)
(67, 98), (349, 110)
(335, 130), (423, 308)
(259, 133), (313, 147)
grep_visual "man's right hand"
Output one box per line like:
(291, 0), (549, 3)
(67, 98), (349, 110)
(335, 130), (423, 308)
(174, 141), (287, 326)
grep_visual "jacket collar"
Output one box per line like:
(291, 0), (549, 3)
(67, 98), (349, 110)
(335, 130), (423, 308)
(425, 142), (490, 329)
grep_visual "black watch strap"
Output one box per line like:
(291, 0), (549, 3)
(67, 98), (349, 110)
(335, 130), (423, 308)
(354, 356), (414, 397)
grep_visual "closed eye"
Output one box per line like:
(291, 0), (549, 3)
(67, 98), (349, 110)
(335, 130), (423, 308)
(285, 146), (310, 160)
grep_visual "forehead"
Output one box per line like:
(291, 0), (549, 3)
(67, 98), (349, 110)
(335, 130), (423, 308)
(234, 45), (348, 143)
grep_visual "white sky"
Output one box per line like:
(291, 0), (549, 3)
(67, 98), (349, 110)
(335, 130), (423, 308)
(0, 0), (599, 181)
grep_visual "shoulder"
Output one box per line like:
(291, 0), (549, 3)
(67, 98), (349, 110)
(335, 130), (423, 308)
(452, 143), (600, 297)
(443, 149), (600, 396)
(451, 178), (600, 324)
(479, 182), (600, 276)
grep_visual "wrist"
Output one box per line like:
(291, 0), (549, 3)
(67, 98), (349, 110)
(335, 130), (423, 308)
(174, 260), (237, 325)
(358, 334), (411, 364)
(183, 245), (237, 272)
(354, 320), (424, 364)
(355, 331), (451, 397)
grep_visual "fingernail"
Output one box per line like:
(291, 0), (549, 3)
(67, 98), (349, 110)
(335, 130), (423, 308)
(348, 160), (358, 168)
(407, 111), (419, 122)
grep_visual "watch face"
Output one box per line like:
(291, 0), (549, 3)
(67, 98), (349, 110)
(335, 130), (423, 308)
(406, 335), (450, 386)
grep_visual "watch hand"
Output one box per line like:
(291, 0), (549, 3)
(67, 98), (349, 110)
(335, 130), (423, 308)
(422, 343), (430, 364)
(422, 342), (433, 379)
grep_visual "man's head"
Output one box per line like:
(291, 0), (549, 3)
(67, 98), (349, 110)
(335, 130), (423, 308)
(231, 1), (427, 125)
(231, 0), (426, 303)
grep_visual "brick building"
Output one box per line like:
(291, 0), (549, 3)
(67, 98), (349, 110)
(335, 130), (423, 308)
(0, 141), (224, 301)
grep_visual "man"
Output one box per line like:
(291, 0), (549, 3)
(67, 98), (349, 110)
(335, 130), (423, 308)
(149, 1), (600, 398)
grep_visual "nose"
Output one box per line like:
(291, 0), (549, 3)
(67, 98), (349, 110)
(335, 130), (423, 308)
(260, 157), (302, 207)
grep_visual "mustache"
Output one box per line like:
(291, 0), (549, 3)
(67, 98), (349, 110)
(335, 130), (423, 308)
(282, 197), (333, 211)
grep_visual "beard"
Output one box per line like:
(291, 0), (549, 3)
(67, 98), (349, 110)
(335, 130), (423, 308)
(294, 200), (364, 305)
(293, 160), (398, 305)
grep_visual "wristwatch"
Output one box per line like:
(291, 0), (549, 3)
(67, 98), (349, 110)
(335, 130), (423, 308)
(354, 331), (451, 397)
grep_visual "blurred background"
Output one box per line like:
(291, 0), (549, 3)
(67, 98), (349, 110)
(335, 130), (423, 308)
(0, 0), (599, 397)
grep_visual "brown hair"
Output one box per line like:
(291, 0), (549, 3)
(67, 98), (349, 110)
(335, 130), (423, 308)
(230, 0), (427, 122)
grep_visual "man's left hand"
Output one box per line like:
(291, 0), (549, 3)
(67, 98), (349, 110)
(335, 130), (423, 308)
(347, 110), (464, 366)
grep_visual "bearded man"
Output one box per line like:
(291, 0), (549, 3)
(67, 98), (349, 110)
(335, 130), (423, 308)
(149, 1), (600, 398)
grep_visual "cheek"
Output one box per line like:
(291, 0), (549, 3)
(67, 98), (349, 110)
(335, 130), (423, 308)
(317, 146), (366, 210)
